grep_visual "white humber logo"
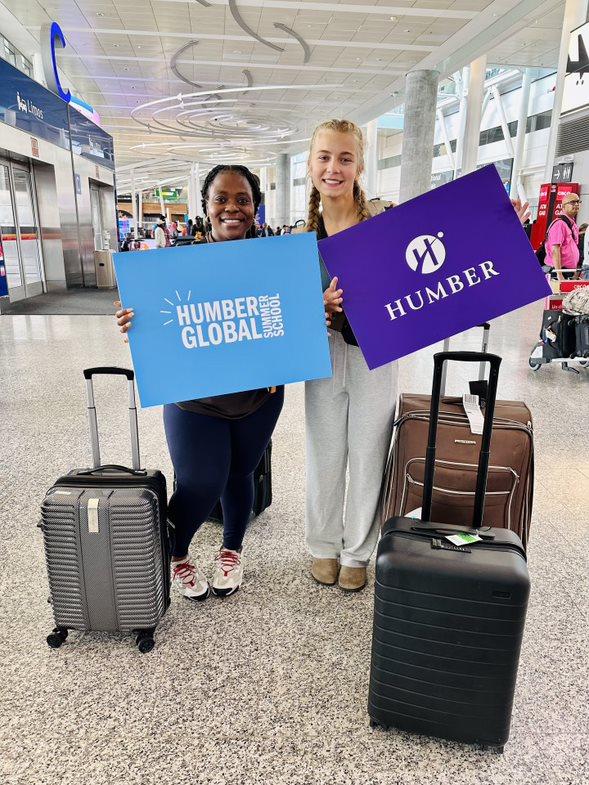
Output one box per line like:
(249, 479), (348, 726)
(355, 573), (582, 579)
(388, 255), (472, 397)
(405, 232), (446, 274)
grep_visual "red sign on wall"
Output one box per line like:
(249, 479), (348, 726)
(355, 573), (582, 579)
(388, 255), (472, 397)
(530, 182), (580, 250)
(30, 137), (40, 158)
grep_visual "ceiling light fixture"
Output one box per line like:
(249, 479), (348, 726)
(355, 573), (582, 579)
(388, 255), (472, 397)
(97, 12), (104, 17)
(390, 16), (397, 22)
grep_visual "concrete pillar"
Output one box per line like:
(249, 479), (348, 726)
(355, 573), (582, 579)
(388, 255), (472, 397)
(137, 189), (143, 233)
(158, 184), (165, 215)
(364, 119), (378, 198)
(399, 69), (440, 203)
(187, 163), (200, 219)
(460, 56), (487, 175)
(453, 68), (468, 178)
(260, 166), (269, 224)
(437, 108), (455, 170)
(544, 0), (589, 180)
(491, 86), (515, 159)
(131, 171), (138, 239)
(275, 153), (290, 226)
(510, 70), (532, 201)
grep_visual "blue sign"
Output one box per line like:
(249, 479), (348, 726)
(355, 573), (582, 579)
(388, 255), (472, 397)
(113, 234), (332, 407)
(0, 58), (69, 150)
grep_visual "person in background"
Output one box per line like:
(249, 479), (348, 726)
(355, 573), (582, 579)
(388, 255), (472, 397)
(154, 215), (171, 249)
(266, 224), (274, 236)
(577, 222), (587, 279)
(545, 193), (581, 281)
(275, 226), (282, 236)
(193, 216), (205, 236)
(183, 219), (193, 238)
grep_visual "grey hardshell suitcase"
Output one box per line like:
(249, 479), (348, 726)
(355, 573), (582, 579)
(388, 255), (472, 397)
(40, 367), (170, 653)
(369, 351), (531, 750)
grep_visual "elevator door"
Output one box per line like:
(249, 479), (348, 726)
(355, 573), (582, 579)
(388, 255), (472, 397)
(0, 160), (44, 301)
(90, 184), (104, 251)
(0, 164), (20, 295)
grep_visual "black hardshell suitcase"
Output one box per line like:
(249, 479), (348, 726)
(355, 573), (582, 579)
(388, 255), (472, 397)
(40, 367), (170, 653)
(541, 310), (577, 359)
(369, 351), (530, 750)
(574, 315), (589, 358)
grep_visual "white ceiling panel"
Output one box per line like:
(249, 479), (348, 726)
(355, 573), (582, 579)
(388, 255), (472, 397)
(9, 0), (564, 187)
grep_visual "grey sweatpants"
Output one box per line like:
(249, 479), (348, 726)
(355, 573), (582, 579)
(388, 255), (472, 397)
(305, 329), (398, 567)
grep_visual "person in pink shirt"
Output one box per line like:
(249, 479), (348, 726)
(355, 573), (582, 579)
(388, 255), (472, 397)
(545, 193), (581, 281)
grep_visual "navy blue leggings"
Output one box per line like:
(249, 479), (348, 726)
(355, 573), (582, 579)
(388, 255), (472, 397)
(163, 388), (284, 557)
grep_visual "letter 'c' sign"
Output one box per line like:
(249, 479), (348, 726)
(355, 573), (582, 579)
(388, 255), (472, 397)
(40, 22), (71, 104)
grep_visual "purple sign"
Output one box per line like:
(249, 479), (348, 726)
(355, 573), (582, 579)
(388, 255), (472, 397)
(318, 165), (551, 369)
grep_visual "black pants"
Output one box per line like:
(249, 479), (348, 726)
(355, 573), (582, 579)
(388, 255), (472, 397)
(163, 389), (284, 557)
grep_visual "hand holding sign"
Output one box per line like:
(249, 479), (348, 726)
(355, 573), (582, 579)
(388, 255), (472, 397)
(114, 301), (133, 341)
(511, 198), (531, 224)
(323, 276), (343, 326)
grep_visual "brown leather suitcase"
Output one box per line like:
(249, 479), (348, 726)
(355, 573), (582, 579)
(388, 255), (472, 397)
(381, 393), (534, 549)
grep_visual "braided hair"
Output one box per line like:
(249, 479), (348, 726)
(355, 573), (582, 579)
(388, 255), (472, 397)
(306, 119), (370, 232)
(201, 164), (262, 239)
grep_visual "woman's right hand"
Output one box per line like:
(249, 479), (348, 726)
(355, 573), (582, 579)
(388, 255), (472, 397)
(324, 276), (343, 326)
(114, 300), (134, 343)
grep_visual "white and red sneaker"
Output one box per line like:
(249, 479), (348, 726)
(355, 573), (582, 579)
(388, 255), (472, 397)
(171, 556), (210, 601)
(212, 548), (244, 597)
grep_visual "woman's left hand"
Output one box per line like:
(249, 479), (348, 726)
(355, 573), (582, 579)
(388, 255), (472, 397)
(511, 198), (531, 225)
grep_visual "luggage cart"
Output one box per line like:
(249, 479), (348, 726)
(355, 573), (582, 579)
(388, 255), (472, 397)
(528, 270), (589, 374)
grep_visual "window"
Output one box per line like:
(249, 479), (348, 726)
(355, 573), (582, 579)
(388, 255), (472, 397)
(4, 40), (16, 66)
(377, 154), (402, 171)
(526, 110), (552, 133)
(0, 34), (34, 78)
(19, 54), (33, 77)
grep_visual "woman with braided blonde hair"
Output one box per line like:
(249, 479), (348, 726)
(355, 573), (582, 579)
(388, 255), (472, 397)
(304, 119), (398, 592)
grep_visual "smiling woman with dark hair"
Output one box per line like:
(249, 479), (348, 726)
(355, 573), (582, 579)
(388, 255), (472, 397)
(115, 164), (283, 599)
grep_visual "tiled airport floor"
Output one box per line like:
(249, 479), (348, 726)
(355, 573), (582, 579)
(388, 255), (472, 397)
(0, 302), (587, 785)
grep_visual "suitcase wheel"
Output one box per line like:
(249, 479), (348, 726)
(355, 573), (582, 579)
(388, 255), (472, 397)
(46, 627), (68, 649)
(135, 630), (156, 653)
(486, 745), (505, 755)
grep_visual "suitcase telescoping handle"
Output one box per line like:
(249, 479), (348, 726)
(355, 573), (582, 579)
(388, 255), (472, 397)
(440, 322), (490, 397)
(82, 367), (141, 471)
(422, 350), (502, 530)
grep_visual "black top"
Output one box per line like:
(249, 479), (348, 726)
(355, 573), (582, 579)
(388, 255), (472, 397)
(317, 217), (358, 347)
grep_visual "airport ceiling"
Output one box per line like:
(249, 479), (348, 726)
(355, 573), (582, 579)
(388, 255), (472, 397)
(13, 0), (566, 191)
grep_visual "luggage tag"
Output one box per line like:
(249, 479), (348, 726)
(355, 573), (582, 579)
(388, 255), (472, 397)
(462, 394), (484, 435)
(445, 532), (482, 547)
(431, 538), (471, 553)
